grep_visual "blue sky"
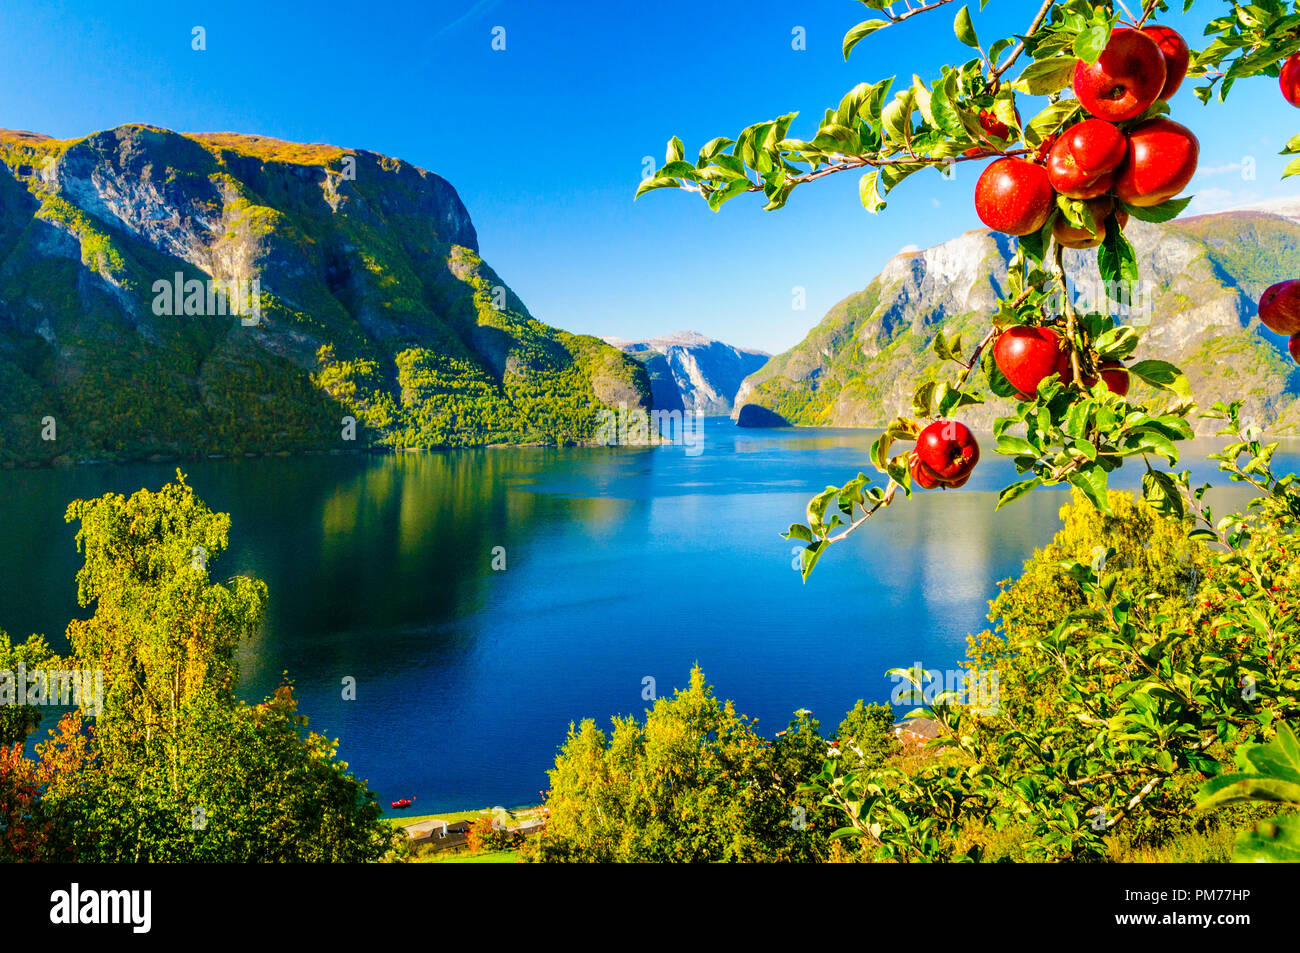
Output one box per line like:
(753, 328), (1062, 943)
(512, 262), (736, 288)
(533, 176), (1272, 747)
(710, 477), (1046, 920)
(0, 0), (1295, 353)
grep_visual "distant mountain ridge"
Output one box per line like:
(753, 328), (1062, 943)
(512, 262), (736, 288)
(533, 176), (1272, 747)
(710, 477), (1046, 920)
(733, 201), (1300, 434)
(0, 124), (651, 464)
(604, 331), (769, 415)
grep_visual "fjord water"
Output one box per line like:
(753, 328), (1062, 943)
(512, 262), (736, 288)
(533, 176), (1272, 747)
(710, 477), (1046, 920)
(1, 419), (1289, 814)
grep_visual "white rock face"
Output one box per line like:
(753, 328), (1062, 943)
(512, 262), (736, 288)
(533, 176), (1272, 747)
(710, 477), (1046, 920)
(605, 331), (769, 414)
(854, 230), (1014, 357)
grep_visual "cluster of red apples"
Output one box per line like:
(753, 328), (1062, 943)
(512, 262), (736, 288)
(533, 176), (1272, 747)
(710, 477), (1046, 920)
(910, 27), (1300, 492)
(914, 25), (1198, 493)
(909, 323), (1128, 493)
(974, 25), (1197, 248)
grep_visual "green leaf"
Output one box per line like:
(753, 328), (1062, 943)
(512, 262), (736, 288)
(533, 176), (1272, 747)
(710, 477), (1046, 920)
(1023, 101), (1079, 150)
(1142, 469), (1185, 519)
(881, 90), (916, 144)
(843, 20), (890, 60)
(1073, 23), (1110, 63)
(936, 384), (981, 417)
(1098, 218), (1139, 286)
(784, 523), (813, 543)
(1129, 360), (1191, 397)
(995, 477), (1042, 510)
(1120, 196), (1193, 223)
(996, 435), (1039, 457)
(1198, 775), (1300, 811)
(1197, 723), (1300, 818)
(634, 176), (682, 200)
(1094, 326), (1140, 360)
(859, 170), (886, 213)
(798, 540), (828, 582)
(911, 380), (939, 418)
(1245, 722), (1300, 784)
(933, 330), (963, 362)
(1068, 465), (1111, 512)
(1013, 58), (1078, 96)
(929, 69), (966, 140)
(1234, 816), (1300, 862)
(954, 6), (979, 49)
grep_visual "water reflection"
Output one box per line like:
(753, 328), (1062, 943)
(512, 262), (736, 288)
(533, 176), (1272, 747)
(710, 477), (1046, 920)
(1, 422), (1296, 812)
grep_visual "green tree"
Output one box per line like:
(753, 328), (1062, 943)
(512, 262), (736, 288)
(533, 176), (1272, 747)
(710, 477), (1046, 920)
(0, 631), (60, 745)
(5, 473), (398, 862)
(808, 406), (1300, 861)
(835, 701), (900, 773)
(64, 472), (267, 785)
(526, 669), (831, 862)
(35, 684), (395, 863)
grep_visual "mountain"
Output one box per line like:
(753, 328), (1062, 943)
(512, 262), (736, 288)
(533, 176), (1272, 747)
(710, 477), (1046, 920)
(604, 331), (769, 415)
(733, 203), (1300, 434)
(0, 124), (651, 465)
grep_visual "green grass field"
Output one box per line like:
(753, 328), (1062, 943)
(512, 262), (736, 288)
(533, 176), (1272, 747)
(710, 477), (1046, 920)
(419, 849), (519, 864)
(383, 809), (494, 827)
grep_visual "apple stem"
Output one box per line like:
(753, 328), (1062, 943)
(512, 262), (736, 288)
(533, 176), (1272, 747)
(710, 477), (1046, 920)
(1134, 0), (1161, 30)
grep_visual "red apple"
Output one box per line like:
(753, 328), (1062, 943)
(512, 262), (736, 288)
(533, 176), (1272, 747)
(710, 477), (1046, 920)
(1142, 25), (1189, 100)
(1047, 119), (1127, 199)
(1113, 118), (1199, 207)
(977, 109), (1013, 141)
(975, 159), (1053, 236)
(1099, 361), (1131, 397)
(963, 110), (1018, 156)
(915, 420), (980, 486)
(994, 326), (1071, 399)
(1073, 28), (1167, 122)
(909, 452), (942, 489)
(1289, 334), (1300, 364)
(1259, 280), (1300, 335)
(1282, 53), (1300, 107)
(1081, 359), (1131, 395)
(1054, 198), (1110, 250)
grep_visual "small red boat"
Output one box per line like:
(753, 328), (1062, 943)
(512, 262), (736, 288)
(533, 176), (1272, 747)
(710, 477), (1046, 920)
(391, 796), (417, 809)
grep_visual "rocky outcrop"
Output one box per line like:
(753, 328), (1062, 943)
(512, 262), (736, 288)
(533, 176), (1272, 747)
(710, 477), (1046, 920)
(0, 125), (651, 463)
(733, 204), (1300, 434)
(606, 330), (769, 415)
(735, 404), (790, 428)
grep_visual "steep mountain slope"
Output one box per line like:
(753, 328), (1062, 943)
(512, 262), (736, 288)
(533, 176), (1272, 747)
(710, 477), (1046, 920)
(604, 331), (769, 414)
(733, 205), (1300, 434)
(0, 124), (651, 464)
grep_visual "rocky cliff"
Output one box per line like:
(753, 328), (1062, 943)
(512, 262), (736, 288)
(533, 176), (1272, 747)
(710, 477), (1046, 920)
(0, 124), (651, 464)
(605, 331), (769, 415)
(734, 200), (1300, 434)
